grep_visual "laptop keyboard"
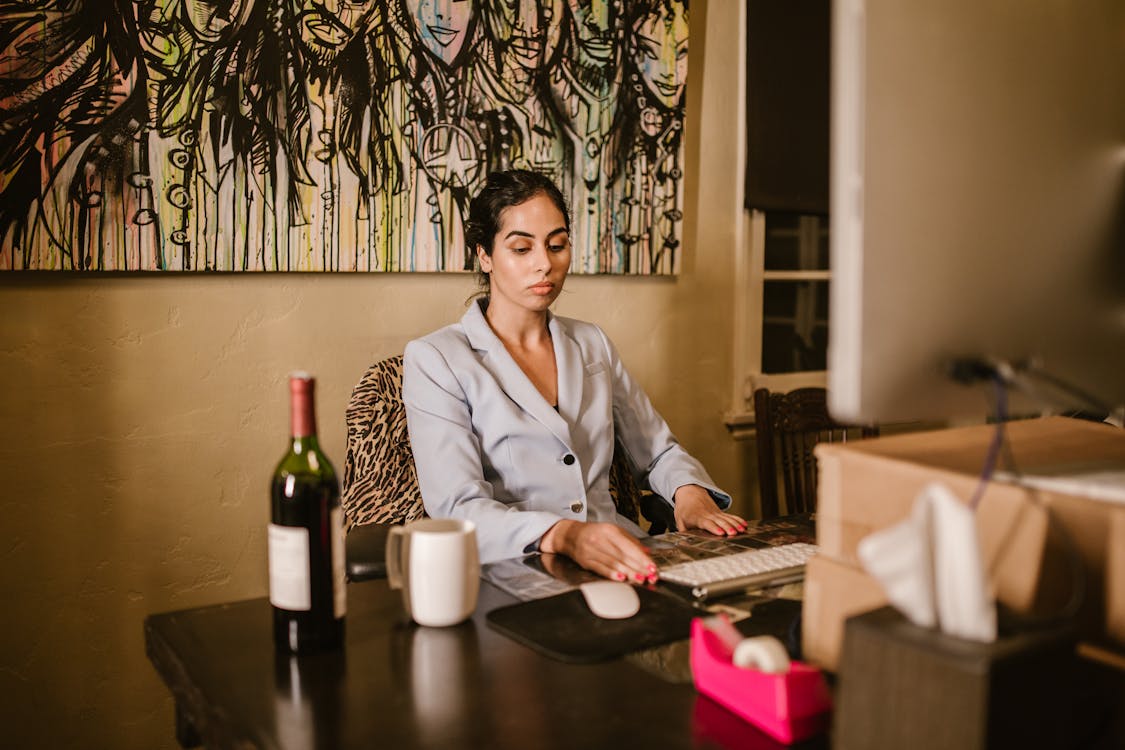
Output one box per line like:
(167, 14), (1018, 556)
(659, 542), (818, 600)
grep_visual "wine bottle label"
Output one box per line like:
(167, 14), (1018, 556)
(268, 524), (311, 611)
(331, 506), (347, 618)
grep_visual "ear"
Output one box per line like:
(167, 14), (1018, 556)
(476, 244), (491, 272)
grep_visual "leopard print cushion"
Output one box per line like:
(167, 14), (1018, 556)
(342, 356), (426, 528)
(342, 354), (643, 529)
(608, 438), (641, 523)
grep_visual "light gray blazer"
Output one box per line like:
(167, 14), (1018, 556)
(402, 300), (731, 563)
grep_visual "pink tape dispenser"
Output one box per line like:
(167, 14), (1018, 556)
(690, 614), (832, 744)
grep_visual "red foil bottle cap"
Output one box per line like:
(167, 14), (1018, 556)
(289, 372), (317, 438)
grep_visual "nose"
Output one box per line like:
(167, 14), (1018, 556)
(531, 244), (551, 271)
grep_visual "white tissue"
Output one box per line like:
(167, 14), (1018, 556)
(857, 482), (997, 642)
(854, 495), (938, 629)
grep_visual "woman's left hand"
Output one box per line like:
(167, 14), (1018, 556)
(673, 484), (747, 536)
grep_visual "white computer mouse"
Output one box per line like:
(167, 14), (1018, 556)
(579, 580), (641, 619)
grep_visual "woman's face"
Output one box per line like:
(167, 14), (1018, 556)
(478, 193), (571, 314)
(632, 2), (688, 110)
(404, 0), (475, 68)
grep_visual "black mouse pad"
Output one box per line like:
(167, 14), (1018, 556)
(485, 586), (700, 664)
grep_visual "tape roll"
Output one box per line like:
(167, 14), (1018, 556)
(732, 635), (791, 673)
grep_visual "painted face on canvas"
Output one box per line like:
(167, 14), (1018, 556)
(297, 1), (377, 69)
(567, 0), (619, 66)
(404, 0), (475, 67)
(486, 0), (565, 72)
(632, 1), (688, 110)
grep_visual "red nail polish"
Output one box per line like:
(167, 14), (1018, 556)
(647, 574), (658, 583)
(613, 572), (626, 581)
(634, 573), (645, 582)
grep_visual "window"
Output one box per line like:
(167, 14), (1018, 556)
(727, 210), (830, 436)
(727, 0), (831, 436)
(761, 212), (829, 374)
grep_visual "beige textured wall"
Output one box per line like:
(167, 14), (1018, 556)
(0, 2), (751, 747)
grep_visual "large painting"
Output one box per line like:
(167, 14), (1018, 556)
(0, 1), (688, 273)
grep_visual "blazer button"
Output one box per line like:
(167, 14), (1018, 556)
(570, 500), (584, 513)
(562, 454), (576, 466)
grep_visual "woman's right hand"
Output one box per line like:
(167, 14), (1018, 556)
(540, 520), (658, 584)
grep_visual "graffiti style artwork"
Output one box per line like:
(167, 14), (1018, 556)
(0, 1), (688, 274)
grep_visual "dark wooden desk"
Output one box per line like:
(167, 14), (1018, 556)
(146, 579), (810, 750)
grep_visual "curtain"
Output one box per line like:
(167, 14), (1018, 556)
(744, 0), (830, 215)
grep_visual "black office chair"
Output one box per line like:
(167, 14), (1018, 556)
(342, 355), (675, 580)
(753, 387), (879, 518)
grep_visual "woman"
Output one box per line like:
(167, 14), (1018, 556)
(402, 169), (745, 583)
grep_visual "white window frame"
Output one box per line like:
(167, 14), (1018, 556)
(725, 9), (828, 438)
(727, 210), (829, 437)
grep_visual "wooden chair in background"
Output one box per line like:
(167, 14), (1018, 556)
(753, 387), (879, 518)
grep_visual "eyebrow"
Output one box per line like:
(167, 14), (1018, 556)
(503, 227), (569, 240)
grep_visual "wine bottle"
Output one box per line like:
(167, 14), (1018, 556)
(269, 372), (345, 653)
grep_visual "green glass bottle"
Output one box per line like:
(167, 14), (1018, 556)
(269, 373), (345, 653)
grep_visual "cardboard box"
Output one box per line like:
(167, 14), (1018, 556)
(816, 447), (1050, 612)
(812, 416), (1125, 656)
(801, 554), (887, 671)
(1110, 511), (1125, 642)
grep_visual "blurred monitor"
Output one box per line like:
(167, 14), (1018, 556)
(828, 0), (1125, 423)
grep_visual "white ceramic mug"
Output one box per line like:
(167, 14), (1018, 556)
(386, 519), (480, 627)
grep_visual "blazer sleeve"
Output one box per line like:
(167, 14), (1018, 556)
(598, 328), (732, 511)
(402, 339), (564, 563)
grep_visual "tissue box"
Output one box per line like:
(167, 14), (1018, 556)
(813, 416), (1125, 656)
(834, 606), (1078, 750)
(801, 554), (887, 672)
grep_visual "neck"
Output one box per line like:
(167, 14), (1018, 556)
(483, 298), (551, 348)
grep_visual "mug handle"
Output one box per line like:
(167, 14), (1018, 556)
(385, 526), (406, 590)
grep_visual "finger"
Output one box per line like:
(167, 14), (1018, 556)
(701, 511), (749, 536)
(577, 527), (650, 581)
(604, 532), (656, 582)
(698, 515), (738, 537)
(718, 511), (747, 525)
(606, 556), (649, 584)
(714, 513), (749, 535)
(584, 550), (630, 582)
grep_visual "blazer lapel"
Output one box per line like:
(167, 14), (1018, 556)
(462, 301), (575, 449)
(550, 315), (586, 430)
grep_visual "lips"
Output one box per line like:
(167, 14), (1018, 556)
(427, 25), (460, 48)
(653, 79), (681, 98)
(509, 35), (543, 64)
(529, 281), (555, 295)
(581, 38), (613, 61)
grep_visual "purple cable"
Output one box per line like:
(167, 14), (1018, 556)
(969, 378), (1008, 511)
